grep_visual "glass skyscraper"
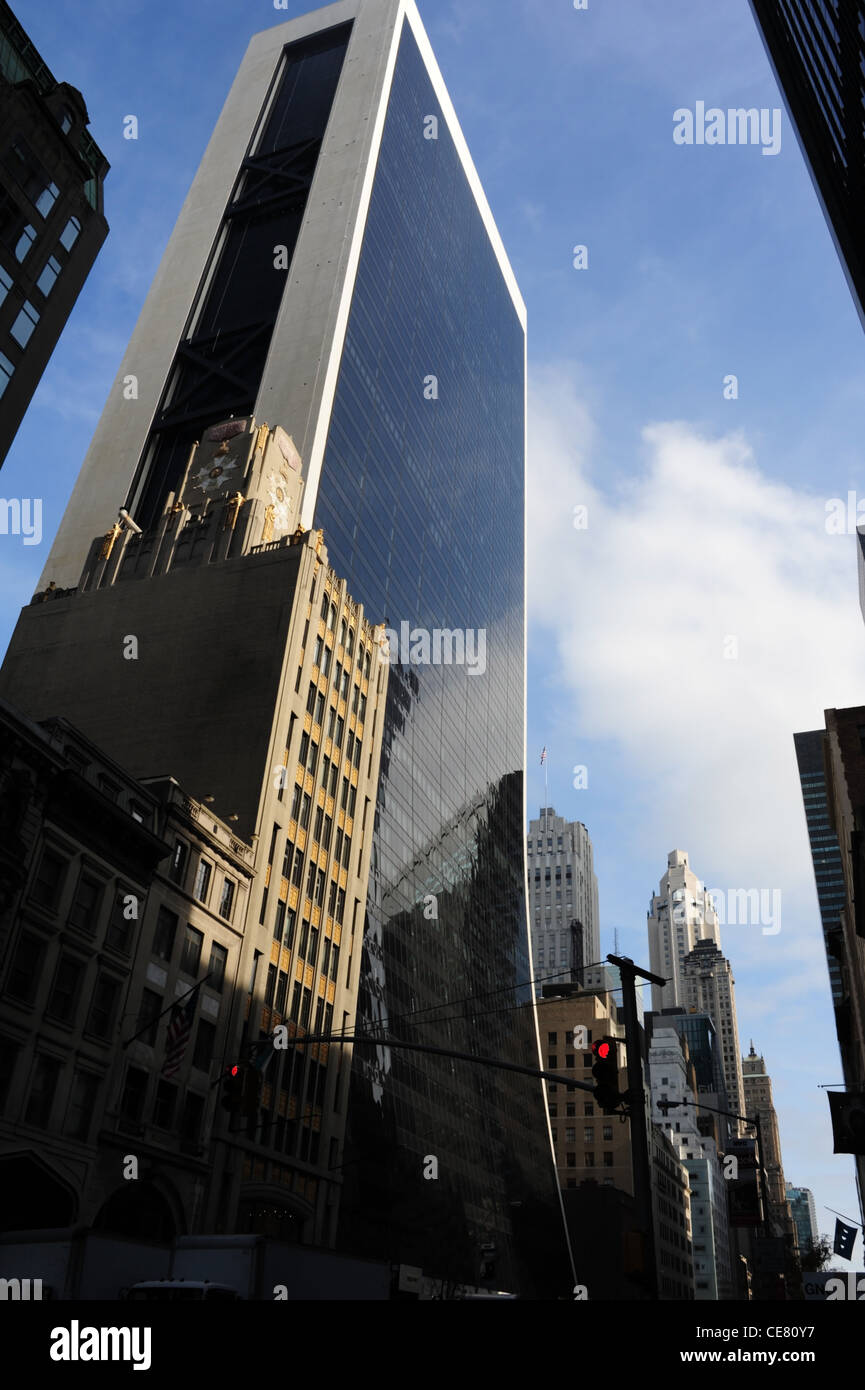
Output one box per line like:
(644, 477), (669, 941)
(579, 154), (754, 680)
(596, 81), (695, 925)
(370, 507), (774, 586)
(750, 1), (865, 329)
(13, 0), (568, 1294)
(312, 24), (555, 1288)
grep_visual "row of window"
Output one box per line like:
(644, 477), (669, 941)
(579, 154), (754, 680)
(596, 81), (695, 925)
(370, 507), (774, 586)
(118, 1064), (205, 1144)
(553, 1125), (614, 1143)
(284, 767), (357, 824)
(151, 905), (228, 987)
(306, 676), (368, 727)
(318, 591), (373, 679)
(32, 837), (235, 963)
(312, 630), (373, 685)
(264, 966), (336, 1032)
(168, 838), (236, 920)
(298, 721), (363, 775)
(547, 1052), (596, 1071)
(549, 1101), (595, 1117)
(30, 850), (138, 952)
(6, 934), (121, 1039)
(0, 1042), (102, 1142)
(556, 1151), (614, 1168)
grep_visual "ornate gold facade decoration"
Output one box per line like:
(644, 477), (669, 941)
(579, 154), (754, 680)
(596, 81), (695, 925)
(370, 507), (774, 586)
(224, 492), (246, 531)
(262, 504), (275, 544)
(99, 523), (122, 561)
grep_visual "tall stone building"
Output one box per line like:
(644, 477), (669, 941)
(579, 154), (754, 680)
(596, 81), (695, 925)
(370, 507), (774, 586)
(647, 851), (721, 1013)
(651, 1125), (695, 1300)
(0, 419), (390, 1267)
(742, 1043), (796, 1246)
(680, 939), (746, 1139)
(537, 989), (628, 1193)
(0, 0), (108, 464)
(527, 809), (599, 990)
(537, 986), (694, 1300)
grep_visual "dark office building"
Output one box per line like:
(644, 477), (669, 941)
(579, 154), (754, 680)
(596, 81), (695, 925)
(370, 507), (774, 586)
(2, 0), (569, 1296)
(811, 706), (865, 1220)
(749, 1), (865, 329)
(0, 1), (109, 466)
(793, 729), (846, 1008)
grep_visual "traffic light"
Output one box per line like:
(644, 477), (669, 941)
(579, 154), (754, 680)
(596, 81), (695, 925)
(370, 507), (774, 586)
(242, 1064), (262, 1117)
(221, 1064), (245, 1112)
(591, 1036), (620, 1112)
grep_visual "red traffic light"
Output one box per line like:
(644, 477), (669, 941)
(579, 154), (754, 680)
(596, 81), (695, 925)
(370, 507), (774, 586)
(221, 1063), (245, 1111)
(591, 1036), (620, 1113)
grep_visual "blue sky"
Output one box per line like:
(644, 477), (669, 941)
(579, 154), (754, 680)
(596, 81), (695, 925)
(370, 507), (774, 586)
(3, 0), (864, 1264)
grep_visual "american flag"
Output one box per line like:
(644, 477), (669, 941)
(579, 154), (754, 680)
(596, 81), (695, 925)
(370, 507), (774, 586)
(540, 747), (547, 766)
(161, 993), (197, 1078)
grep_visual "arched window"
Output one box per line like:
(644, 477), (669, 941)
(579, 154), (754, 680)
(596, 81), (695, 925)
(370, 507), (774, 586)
(328, 604), (337, 631)
(320, 592), (329, 621)
(346, 627), (354, 659)
(363, 651), (371, 680)
(339, 619), (347, 648)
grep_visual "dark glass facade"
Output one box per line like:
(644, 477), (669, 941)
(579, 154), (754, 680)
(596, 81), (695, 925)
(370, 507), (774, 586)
(750, 1), (865, 327)
(130, 23), (352, 526)
(313, 25), (568, 1294)
(793, 729), (845, 1005)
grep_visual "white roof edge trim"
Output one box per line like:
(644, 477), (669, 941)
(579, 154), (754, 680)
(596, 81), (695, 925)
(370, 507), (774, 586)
(401, 0), (526, 328)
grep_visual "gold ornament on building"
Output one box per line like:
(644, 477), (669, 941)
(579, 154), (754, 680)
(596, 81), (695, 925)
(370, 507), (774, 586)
(99, 523), (122, 560)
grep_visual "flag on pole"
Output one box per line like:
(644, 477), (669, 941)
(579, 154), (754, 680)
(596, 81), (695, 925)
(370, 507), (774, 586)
(828, 1089), (865, 1154)
(834, 1217), (857, 1261)
(161, 991), (198, 1078)
(540, 747), (547, 766)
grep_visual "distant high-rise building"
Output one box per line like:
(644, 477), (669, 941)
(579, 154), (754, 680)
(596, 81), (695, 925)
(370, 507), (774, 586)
(647, 850), (721, 1012)
(538, 985), (694, 1300)
(0, 0), (109, 465)
(527, 808), (599, 991)
(742, 1043), (797, 1247)
(650, 1125), (695, 1301)
(750, 2), (865, 331)
(649, 1007), (730, 1146)
(785, 1183), (819, 1257)
(793, 730), (846, 1008)
(647, 1023), (732, 1300)
(536, 988), (629, 1192)
(680, 939), (746, 1137)
(0, 0), (569, 1294)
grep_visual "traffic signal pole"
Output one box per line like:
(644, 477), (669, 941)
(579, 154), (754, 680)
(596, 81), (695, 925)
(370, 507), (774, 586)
(608, 954), (665, 1301)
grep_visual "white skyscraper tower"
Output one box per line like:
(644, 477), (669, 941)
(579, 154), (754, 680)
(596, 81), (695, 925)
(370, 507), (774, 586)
(647, 850), (721, 1012)
(527, 807), (599, 990)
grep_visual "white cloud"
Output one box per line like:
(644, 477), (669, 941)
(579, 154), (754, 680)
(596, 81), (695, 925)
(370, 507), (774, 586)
(527, 363), (865, 947)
